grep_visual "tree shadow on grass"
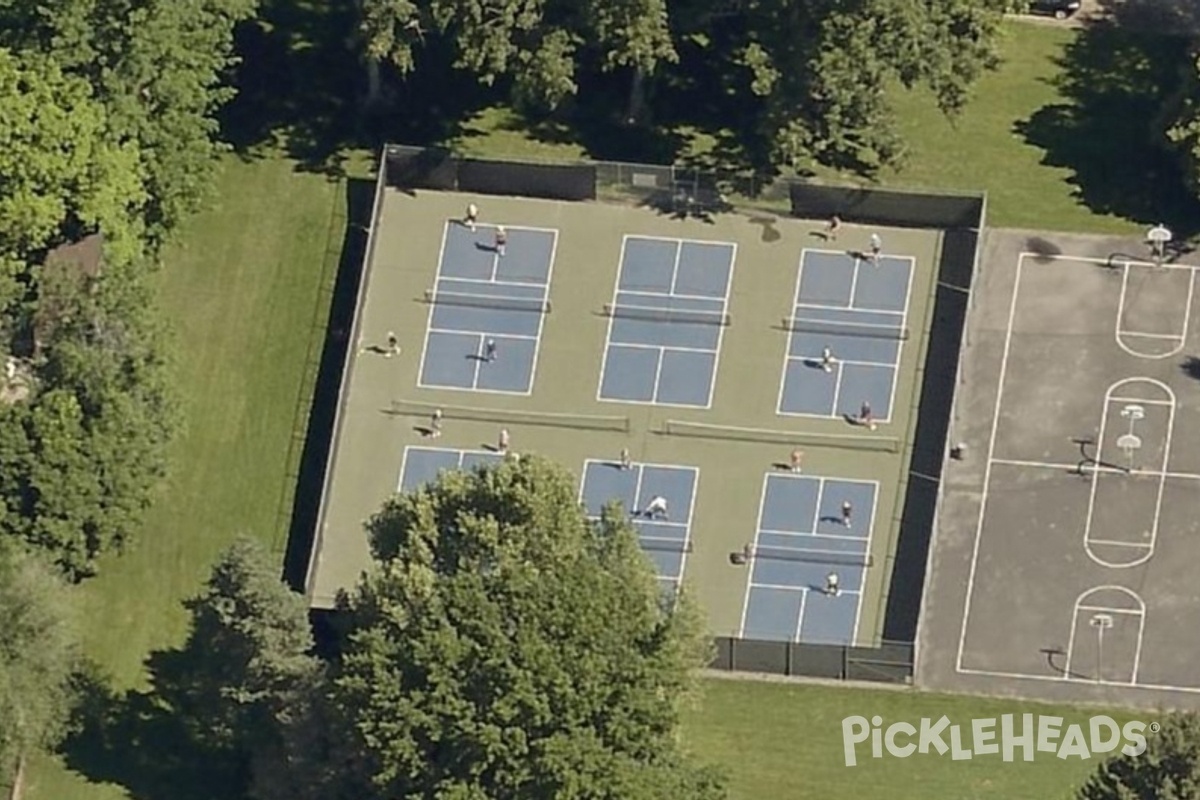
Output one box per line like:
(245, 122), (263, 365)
(1094, 0), (1200, 36)
(221, 0), (493, 175)
(1013, 21), (1200, 234)
(62, 657), (246, 800)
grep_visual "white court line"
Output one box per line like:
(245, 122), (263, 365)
(881, 256), (918, 428)
(524, 228), (557, 394)
(1063, 587), (1146, 684)
(988, 458), (1200, 481)
(1078, 603), (1144, 615)
(1117, 331), (1184, 340)
(468, 333), (486, 389)
(667, 237), (684, 295)
(618, 287), (728, 303)
(793, 589), (810, 644)
(955, 665), (1200, 692)
(1087, 539), (1152, 548)
(750, 582), (861, 596)
(595, 238), (630, 404)
(650, 346), (668, 404)
(396, 445), (497, 492)
(1108, 395), (1176, 406)
(426, 326), (539, 342)
(1084, 379), (1174, 568)
(600, 341), (716, 356)
(795, 300), (905, 316)
(851, 481), (880, 645)
(775, 252), (810, 416)
(1017, 252), (1200, 272)
(1115, 262), (1190, 359)
(788, 354), (897, 369)
(415, 220), (454, 392)
(848, 256), (861, 307)
(738, 474), (774, 638)
(705, 242), (738, 410)
(830, 362), (849, 420)
(759, 527), (870, 542)
(678, 467), (701, 582)
(956, 250), (1025, 672)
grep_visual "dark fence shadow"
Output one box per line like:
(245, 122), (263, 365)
(281, 176), (376, 592)
(221, 0), (491, 174)
(882, 230), (975, 641)
(1013, 20), (1200, 234)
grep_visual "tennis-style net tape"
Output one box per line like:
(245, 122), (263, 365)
(389, 399), (629, 432)
(782, 317), (908, 340)
(604, 304), (730, 326)
(660, 419), (899, 454)
(425, 289), (551, 314)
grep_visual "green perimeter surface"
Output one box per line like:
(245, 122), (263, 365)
(684, 678), (1142, 800)
(310, 188), (941, 645)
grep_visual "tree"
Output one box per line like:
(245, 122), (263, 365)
(0, 0), (258, 241)
(0, 259), (176, 579)
(147, 537), (324, 791)
(308, 455), (721, 799)
(0, 48), (145, 307)
(0, 544), (81, 799)
(1165, 49), (1200, 196)
(1078, 713), (1200, 799)
(356, 0), (675, 113)
(720, 0), (1021, 173)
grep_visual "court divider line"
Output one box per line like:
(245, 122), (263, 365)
(955, 250), (1024, 673)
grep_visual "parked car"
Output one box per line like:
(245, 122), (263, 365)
(1030, 0), (1082, 18)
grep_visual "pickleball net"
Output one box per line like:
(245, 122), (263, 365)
(604, 303), (730, 326)
(389, 399), (629, 432)
(782, 316), (908, 339)
(660, 419), (899, 454)
(638, 537), (873, 567)
(425, 289), (551, 314)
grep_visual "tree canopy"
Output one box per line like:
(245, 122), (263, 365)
(357, 0), (1017, 172)
(0, 544), (81, 791)
(1078, 714), (1200, 799)
(269, 455), (721, 800)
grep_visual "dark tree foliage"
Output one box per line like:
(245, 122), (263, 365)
(1078, 714), (1200, 800)
(262, 455), (723, 800)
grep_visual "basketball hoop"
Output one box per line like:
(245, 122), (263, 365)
(1147, 224), (1173, 266)
(1117, 405), (1144, 470)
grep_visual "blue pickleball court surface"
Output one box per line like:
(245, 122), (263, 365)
(598, 236), (735, 408)
(419, 222), (557, 395)
(579, 459), (698, 594)
(777, 249), (914, 421)
(398, 446), (505, 492)
(739, 473), (878, 645)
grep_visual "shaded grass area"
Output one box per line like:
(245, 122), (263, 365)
(683, 678), (1137, 800)
(25, 154), (355, 800)
(876, 20), (1200, 234)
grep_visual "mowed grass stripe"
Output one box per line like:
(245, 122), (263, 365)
(28, 155), (347, 800)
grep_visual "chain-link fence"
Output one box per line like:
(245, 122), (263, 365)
(382, 144), (983, 230)
(709, 637), (915, 684)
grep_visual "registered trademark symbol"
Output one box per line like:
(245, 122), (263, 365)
(1150, 722), (1161, 733)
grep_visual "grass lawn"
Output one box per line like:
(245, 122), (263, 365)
(21, 15), (1181, 799)
(684, 678), (1139, 800)
(25, 153), (353, 800)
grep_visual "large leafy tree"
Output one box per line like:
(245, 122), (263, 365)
(0, 48), (145, 307)
(1165, 49), (1200, 196)
(0, 0), (258, 241)
(284, 455), (721, 799)
(356, 0), (675, 112)
(1077, 714), (1200, 799)
(717, 0), (1021, 172)
(0, 258), (175, 578)
(0, 544), (81, 798)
